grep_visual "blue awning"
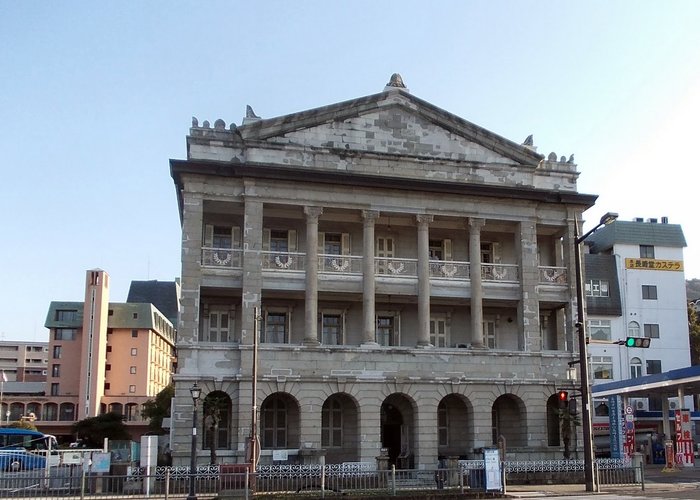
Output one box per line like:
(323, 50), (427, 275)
(592, 365), (700, 398)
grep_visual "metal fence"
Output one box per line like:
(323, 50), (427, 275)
(0, 459), (644, 499)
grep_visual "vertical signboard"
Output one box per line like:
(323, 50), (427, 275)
(623, 405), (635, 459)
(608, 395), (624, 459)
(483, 448), (502, 491)
(675, 409), (695, 467)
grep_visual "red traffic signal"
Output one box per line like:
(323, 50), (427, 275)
(558, 390), (568, 402)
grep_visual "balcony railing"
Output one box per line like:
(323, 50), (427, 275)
(318, 254), (363, 274)
(200, 247), (530, 285)
(538, 266), (568, 284)
(429, 260), (470, 279)
(481, 263), (519, 282)
(375, 257), (418, 277)
(202, 247), (243, 268)
(262, 251), (306, 271)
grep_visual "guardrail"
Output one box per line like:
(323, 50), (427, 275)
(0, 459), (643, 499)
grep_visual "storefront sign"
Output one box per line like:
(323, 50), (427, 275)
(608, 396), (624, 459)
(625, 258), (683, 271)
(675, 409), (695, 467)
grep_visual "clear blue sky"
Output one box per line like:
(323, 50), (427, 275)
(2, 1), (699, 341)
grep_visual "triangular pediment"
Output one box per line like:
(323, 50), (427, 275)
(239, 90), (543, 166)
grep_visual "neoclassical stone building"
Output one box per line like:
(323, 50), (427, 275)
(169, 75), (596, 469)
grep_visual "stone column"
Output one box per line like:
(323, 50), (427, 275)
(240, 198), (263, 346)
(469, 218), (485, 348)
(179, 191), (203, 345)
(362, 210), (380, 345)
(517, 220), (540, 351)
(563, 212), (578, 352)
(416, 214), (433, 347)
(304, 207), (323, 345)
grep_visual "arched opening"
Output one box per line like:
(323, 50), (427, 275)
(546, 394), (561, 446)
(59, 403), (75, 421)
(437, 394), (473, 458)
(380, 394), (415, 468)
(43, 403), (58, 421)
(491, 394), (527, 448)
(261, 393), (300, 450)
(108, 403), (123, 416)
(125, 403), (139, 421)
(203, 391), (232, 451)
(9, 402), (24, 422)
(322, 393), (359, 463)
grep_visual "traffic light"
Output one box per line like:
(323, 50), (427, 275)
(558, 390), (568, 408)
(625, 337), (651, 348)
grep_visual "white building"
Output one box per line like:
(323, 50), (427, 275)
(584, 217), (690, 420)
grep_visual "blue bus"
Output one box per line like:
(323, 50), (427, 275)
(0, 428), (58, 472)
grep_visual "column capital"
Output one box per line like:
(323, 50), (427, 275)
(362, 210), (380, 223)
(468, 217), (485, 230)
(304, 206), (324, 221)
(415, 214), (434, 226)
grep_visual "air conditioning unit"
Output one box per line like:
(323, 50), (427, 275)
(669, 401), (678, 410)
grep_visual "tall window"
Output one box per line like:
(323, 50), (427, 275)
(376, 237), (395, 274)
(262, 396), (287, 449)
(51, 364), (60, 377)
(591, 356), (613, 380)
(640, 245), (655, 258)
(429, 239), (444, 260)
(324, 233), (342, 255)
(644, 324), (660, 339)
(52, 346), (62, 359)
(269, 230), (289, 253)
(321, 314), (342, 345)
(642, 285), (658, 300)
(322, 398), (343, 447)
(264, 312), (287, 343)
(203, 309), (232, 343)
(630, 357), (642, 379)
(430, 317), (448, 347)
(376, 315), (398, 346)
(212, 226), (233, 248)
(646, 359), (662, 375)
(437, 401), (448, 446)
(484, 320), (496, 349)
(628, 321), (640, 337)
(585, 280), (609, 297)
(50, 383), (59, 396)
(589, 319), (612, 341)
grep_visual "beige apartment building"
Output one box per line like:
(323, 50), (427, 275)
(0, 341), (48, 382)
(1, 270), (178, 441)
(169, 75), (597, 468)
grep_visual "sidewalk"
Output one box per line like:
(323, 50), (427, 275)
(505, 463), (700, 498)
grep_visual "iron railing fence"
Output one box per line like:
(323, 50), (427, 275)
(0, 458), (643, 499)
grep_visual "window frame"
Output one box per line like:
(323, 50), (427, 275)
(591, 356), (614, 380)
(640, 245), (655, 259)
(643, 323), (660, 339)
(321, 398), (343, 448)
(376, 311), (400, 346)
(588, 319), (612, 341)
(642, 285), (658, 300)
(585, 279), (609, 297)
(319, 309), (345, 346)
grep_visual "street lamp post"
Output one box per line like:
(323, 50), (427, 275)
(187, 383), (202, 500)
(574, 211), (617, 493)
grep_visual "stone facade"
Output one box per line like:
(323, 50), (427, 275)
(170, 77), (596, 470)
